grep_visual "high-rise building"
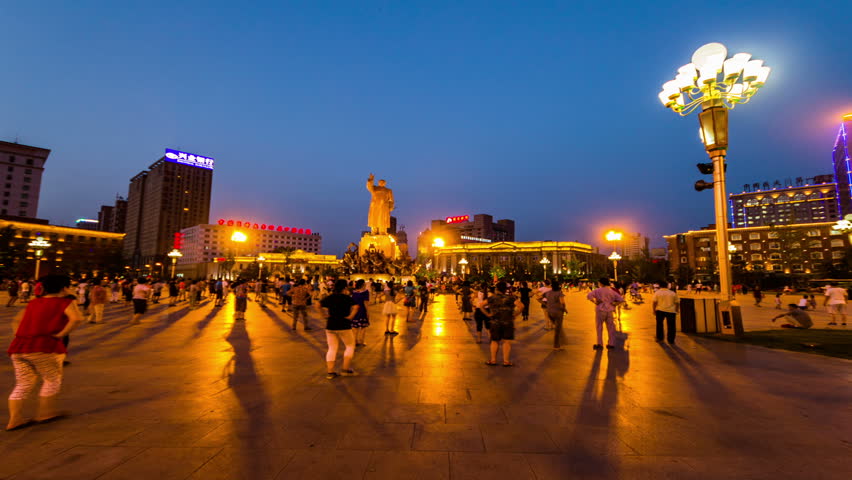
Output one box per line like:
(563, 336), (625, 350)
(97, 195), (127, 233)
(0, 140), (50, 219)
(728, 174), (839, 228)
(832, 113), (852, 216)
(123, 149), (214, 265)
(622, 232), (650, 259)
(179, 219), (322, 265)
(417, 214), (515, 255)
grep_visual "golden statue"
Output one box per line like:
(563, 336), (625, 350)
(366, 173), (394, 235)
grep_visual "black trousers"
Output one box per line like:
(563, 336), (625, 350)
(655, 311), (677, 343)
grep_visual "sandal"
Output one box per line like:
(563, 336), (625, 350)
(503, 362), (514, 367)
(485, 361), (498, 366)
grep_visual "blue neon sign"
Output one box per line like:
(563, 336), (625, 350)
(164, 148), (214, 170)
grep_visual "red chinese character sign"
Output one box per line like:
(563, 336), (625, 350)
(217, 219), (311, 235)
(445, 215), (469, 224)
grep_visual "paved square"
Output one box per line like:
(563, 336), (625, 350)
(1, 290), (850, 479)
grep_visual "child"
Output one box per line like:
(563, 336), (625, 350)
(797, 295), (809, 310)
(774, 293), (782, 309)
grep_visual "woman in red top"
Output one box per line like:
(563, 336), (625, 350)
(6, 275), (83, 431)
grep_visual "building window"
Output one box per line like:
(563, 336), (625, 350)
(806, 229), (820, 237)
(831, 239), (844, 247)
(23, 177), (30, 183)
(730, 234), (742, 241)
(26, 159), (33, 165)
(21, 193), (28, 199)
(24, 169), (31, 174)
(790, 242), (801, 249)
(750, 243), (761, 250)
(697, 257), (708, 262)
(769, 253), (782, 260)
(809, 240), (822, 248)
(771, 265), (783, 271)
(832, 251), (845, 259)
(768, 242), (780, 249)
(810, 252), (824, 260)
(19, 202), (27, 207)
(8, 156), (14, 162)
(792, 264), (804, 272)
(751, 254), (763, 261)
(767, 231), (779, 239)
(749, 233), (761, 240)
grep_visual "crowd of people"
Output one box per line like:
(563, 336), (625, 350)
(5, 271), (849, 432)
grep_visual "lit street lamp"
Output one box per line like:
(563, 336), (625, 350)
(660, 42), (770, 336)
(458, 257), (468, 280)
(431, 237), (445, 272)
(167, 249), (183, 278)
(257, 255), (266, 280)
(608, 251), (622, 282)
(28, 237), (51, 280)
(539, 256), (551, 280)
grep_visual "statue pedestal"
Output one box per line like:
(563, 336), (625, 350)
(359, 234), (397, 259)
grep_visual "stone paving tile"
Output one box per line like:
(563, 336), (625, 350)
(412, 423), (484, 452)
(97, 447), (221, 480)
(364, 451), (450, 479)
(479, 423), (560, 453)
(449, 452), (536, 480)
(336, 422), (415, 451)
(186, 447), (295, 480)
(1, 293), (851, 478)
(9, 446), (144, 480)
(274, 449), (370, 479)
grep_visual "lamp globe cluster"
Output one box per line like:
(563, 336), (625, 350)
(658, 42), (771, 115)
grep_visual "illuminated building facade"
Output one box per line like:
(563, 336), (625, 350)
(0, 140), (50, 219)
(665, 222), (850, 280)
(97, 196), (127, 233)
(1, 218), (124, 277)
(176, 250), (339, 280)
(417, 214), (515, 255)
(621, 232), (650, 259)
(178, 220), (321, 265)
(832, 114), (852, 216)
(123, 149), (213, 265)
(729, 175), (839, 228)
(433, 241), (604, 277)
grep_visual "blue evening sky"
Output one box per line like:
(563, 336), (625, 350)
(1, 1), (850, 254)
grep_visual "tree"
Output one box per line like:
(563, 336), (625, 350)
(0, 226), (25, 278)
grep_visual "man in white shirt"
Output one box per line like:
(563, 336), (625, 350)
(536, 280), (553, 329)
(131, 278), (152, 324)
(823, 284), (848, 326)
(652, 281), (679, 344)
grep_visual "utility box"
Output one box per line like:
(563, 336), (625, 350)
(679, 298), (721, 333)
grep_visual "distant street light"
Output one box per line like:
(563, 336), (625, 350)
(257, 255), (266, 280)
(458, 257), (468, 280)
(167, 249), (183, 278)
(608, 251), (622, 282)
(539, 256), (551, 280)
(660, 42), (770, 336)
(28, 237), (51, 280)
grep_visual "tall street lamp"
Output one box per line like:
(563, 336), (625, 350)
(608, 252), (622, 282)
(458, 257), (468, 280)
(539, 256), (551, 280)
(605, 230), (623, 257)
(257, 255), (266, 280)
(167, 249), (183, 278)
(28, 237), (51, 280)
(660, 42), (770, 335)
(432, 237), (445, 272)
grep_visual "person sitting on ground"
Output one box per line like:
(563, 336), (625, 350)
(797, 295), (808, 310)
(771, 304), (813, 329)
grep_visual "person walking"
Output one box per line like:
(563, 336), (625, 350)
(6, 274), (83, 430)
(473, 283), (491, 343)
(403, 280), (417, 322)
(652, 281), (679, 345)
(484, 282), (522, 366)
(418, 280), (429, 316)
(753, 285), (763, 307)
(459, 281), (473, 321)
(382, 281), (400, 335)
(289, 279), (313, 331)
(518, 281), (532, 321)
(544, 281), (567, 350)
(233, 281), (248, 320)
(20, 280), (32, 303)
(131, 278), (151, 324)
(319, 279), (359, 379)
(350, 279), (370, 346)
(6, 279), (19, 307)
(824, 283), (848, 326)
(587, 277), (624, 350)
(536, 280), (553, 329)
(88, 280), (108, 324)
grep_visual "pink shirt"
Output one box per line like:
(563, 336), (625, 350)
(587, 287), (624, 313)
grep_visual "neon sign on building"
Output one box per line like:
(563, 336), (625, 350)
(445, 215), (469, 224)
(217, 219), (312, 235)
(165, 148), (214, 170)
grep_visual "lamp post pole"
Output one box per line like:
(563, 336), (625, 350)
(167, 249), (183, 278)
(28, 237), (52, 280)
(660, 43), (770, 336)
(539, 256), (551, 281)
(257, 255), (266, 280)
(608, 252), (622, 282)
(458, 258), (468, 281)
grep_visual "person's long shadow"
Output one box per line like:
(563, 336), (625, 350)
(122, 306), (192, 350)
(224, 317), (272, 479)
(186, 305), (220, 342)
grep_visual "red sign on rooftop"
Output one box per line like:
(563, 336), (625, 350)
(446, 215), (469, 224)
(217, 219), (312, 235)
